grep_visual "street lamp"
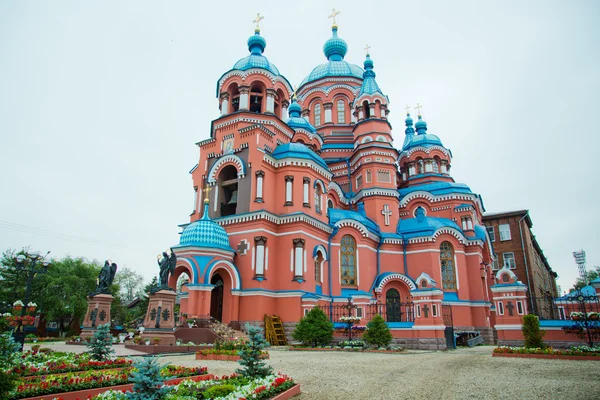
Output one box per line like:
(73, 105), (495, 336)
(11, 252), (51, 351)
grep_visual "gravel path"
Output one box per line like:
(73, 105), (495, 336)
(27, 343), (600, 399)
(160, 347), (600, 400)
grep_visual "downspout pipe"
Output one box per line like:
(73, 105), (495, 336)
(327, 227), (338, 321)
(345, 159), (353, 210)
(518, 214), (535, 314)
(397, 219), (408, 275)
(376, 236), (383, 276)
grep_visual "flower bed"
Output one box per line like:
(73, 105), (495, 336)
(288, 345), (404, 354)
(25, 337), (64, 343)
(493, 346), (600, 360)
(9, 357), (133, 377)
(11, 365), (208, 399)
(195, 349), (269, 361)
(91, 373), (297, 400)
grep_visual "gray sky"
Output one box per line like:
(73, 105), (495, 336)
(0, 0), (598, 293)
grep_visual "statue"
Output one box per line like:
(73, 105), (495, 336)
(157, 249), (176, 291)
(93, 260), (117, 295)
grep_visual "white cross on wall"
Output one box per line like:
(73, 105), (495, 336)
(382, 204), (392, 226)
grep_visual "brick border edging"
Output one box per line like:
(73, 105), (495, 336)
(18, 374), (214, 400)
(287, 347), (404, 354)
(492, 353), (600, 361)
(271, 384), (301, 400)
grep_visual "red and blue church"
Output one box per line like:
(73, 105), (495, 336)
(169, 14), (499, 349)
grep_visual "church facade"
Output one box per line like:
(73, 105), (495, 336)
(170, 16), (497, 349)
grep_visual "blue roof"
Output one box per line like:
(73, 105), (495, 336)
(287, 117), (317, 133)
(329, 205), (380, 235)
(401, 115), (447, 151)
(398, 181), (473, 198)
(231, 31), (280, 75)
(558, 285), (597, 299)
(321, 143), (354, 150)
(271, 143), (328, 169)
(397, 216), (461, 239)
(300, 27), (363, 86)
(177, 203), (233, 251)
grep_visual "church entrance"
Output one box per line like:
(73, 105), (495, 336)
(210, 274), (224, 322)
(386, 289), (402, 322)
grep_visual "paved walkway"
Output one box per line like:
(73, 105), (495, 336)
(29, 343), (600, 399)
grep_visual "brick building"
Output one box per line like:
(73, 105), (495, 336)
(483, 210), (558, 317)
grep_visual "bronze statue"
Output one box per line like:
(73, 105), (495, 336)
(157, 249), (176, 290)
(93, 260), (117, 295)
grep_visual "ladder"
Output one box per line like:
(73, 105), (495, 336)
(264, 314), (287, 345)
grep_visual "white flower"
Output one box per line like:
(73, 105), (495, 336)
(13, 300), (24, 306)
(27, 302), (37, 307)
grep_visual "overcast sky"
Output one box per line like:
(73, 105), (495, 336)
(0, 0), (598, 293)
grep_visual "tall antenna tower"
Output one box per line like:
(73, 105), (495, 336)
(572, 250), (587, 278)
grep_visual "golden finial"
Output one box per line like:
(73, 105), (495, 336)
(328, 8), (341, 28)
(364, 44), (371, 56)
(405, 105), (411, 115)
(252, 13), (264, 33)
(415, 103), (424, 117)
(292, 85), (298, 101)
(203, 186), (212, 204)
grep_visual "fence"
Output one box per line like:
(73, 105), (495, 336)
(530, 295), (600, 321)
(317, 299), (415, 323)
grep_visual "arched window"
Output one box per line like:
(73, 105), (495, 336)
(386, 289), (401, 322)
(327, 199), (334, 210)
(314, 103), (322, 126)
(315, 251), (324, 283)
(340, 235), (357, 286)
(314, 184), (322, 213)
(337, 99), (345, 124)
(218, 165), (238, 217)
(362, 100), (370, 118)
(440, 241), (457, 290)
(417, 160), (424, 174)
(432, 159), (439, 173)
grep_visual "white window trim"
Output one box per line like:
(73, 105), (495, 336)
(499, 224), (511, 241)
(497, 302), (504, 316)
(503, 252), (516, 269)
(517, 301), (524, 315)
(487, 226), (495, 242)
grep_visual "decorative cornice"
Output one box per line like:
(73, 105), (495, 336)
(374, 273), (417, 292)
(218, 68), (293, 96)
(298, 81), (361, 101)
(263, 154), (333, 180)
(214, 210), (333, 234)
(349, 188), (399, 204)
(328, 181), (349, 204)
(207, 154), (246, 184)
(399, 145), (451, 161)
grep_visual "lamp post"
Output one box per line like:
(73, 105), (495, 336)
(12, 252), (51, 351)
(345, 296), (357, 341)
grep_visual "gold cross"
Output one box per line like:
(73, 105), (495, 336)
(415, 103), (423, 116)
(203, 186), (212, 203)
(405, 105), (411, 115)
(253, 13), (264, 31)
(328, 8), (341, 26)
(292, 85), (298, 100)
(364, 44), (371, 55)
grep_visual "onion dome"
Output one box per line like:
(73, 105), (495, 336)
(286, 98), (317, 133)
(178, 200), (233, 251)
(299, 26), (363, 87)
(402, 113), (415, 149)
(415, 115), (428, 134)
(358, 53), (384, 97)
(232, 31), (280, 75)
(401, 114), (445, 151)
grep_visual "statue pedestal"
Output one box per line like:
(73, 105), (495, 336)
(80, 294), (114, 341)
(142, 290), (177, 345)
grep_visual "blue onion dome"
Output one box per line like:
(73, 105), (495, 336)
(232, 31), (280, 76)
(363, 54), (374, 70)
(323, 27), (348, 61)
(415, 115), (428, 134)
(358, 53), (383, 97)
(286, 96), (316, 132)
(405, 113), (414, 135)
(179, 201), (233, 251)
(299, 27), (363, 86)
(288, 99), (302, 117)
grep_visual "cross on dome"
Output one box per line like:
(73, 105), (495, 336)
(405, 105), (411, 115)
(364, 44), (371, 56)
(252, 13), (264, 33)
(203, 186), (212, 204)
(328, 8), (341, 27)
(415, 103), (424, 117)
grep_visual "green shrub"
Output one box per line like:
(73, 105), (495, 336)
(522, 314), (546, 348)
(236, 324), (273, 379)
(362, 314), (393, 347)
(292, 307), (334, 347)
(203, 383), (236, 398)
(0, 372), (16, 400)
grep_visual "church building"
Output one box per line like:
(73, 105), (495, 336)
(169, 13), (497, 349)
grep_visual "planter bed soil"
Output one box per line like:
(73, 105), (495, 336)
(124, 344), (212, 354)
(492, 353), (600, 361)
(18, 374), (215, 400)
(288, 347), (403, 354)
(195, 353), (270, 361)
(271, 384), (301, 400)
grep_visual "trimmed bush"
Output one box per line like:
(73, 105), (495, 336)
(362, 314), (393, 348)
(292, 307), (334, 347)
(522, 314), (546, 349)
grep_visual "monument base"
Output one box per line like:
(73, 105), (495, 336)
(143, 290), (178, 330)
(80, 294), (114, 341)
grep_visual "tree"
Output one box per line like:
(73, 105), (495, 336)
(572, 266), (600, 291)
(126, 357), (167, 400)
(0, 334), (20, 399)
(114, 267), (144, 303)
(292, 307), (333, 347)
(521, 314), (546, 348)
(36, 256), (100, 336)
(236, 324), (273, 378)
(87, 323), (115, 361)
(137, 277), (158, 314)
(362, 314), (393, 348)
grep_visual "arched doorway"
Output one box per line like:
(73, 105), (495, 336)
(386, 288), (401, 322)
(210, 273), (224, 322)
(218, 165), (238, 217)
